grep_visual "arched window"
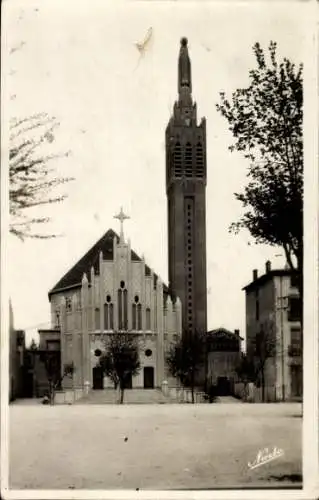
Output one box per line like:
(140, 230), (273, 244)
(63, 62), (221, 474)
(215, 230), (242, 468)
(146, 307), (151, 330)
(118, 285), (128, 330)
(137, 304), (142, 330)
(103, 295), (114, 331)
(132, 304), (137, 330)
(104, 303), (109, 329)
(95, 308), (100, 329)
(185, 142), (192, 177)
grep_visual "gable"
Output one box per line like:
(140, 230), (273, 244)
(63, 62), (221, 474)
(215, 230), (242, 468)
(48, 228), (168, 299)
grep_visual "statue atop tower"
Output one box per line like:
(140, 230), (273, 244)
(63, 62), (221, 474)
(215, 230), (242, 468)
(178, 37), (192, 101)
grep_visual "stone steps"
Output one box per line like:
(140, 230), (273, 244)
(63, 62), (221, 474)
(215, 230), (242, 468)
(76, 388), (172, 404)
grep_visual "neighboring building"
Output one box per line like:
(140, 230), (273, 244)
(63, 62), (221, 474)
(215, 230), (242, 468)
(9, 300), (25, 401)
(207, 328), (243, 395)
(39, 224), (182, 391)
(22, 347), (61, 398)
(166, 37), (207, 336)
(243, 261), (302, 401)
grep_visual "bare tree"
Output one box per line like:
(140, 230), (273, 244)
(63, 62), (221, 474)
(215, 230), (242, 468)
(10, 113), (74, 240)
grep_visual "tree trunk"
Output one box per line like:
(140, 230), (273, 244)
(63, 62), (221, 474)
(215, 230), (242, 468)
(119, 383), (125, 404)
(191, 371), (195, 404)
(261, 369), (265, 402)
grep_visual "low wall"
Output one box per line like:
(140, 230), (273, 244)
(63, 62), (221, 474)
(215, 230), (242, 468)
(55, 386), (89, 404)
(234, 382), (277, 402)
(161, 383), (207, 403)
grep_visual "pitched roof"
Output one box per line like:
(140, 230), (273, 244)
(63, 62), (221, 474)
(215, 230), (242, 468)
(48, 228), (168, 299)
(242, 269), (299, 292)
(207, 327), (243, 341)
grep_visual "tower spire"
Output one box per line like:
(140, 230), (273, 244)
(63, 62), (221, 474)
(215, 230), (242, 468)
(178, 37), (192, 101)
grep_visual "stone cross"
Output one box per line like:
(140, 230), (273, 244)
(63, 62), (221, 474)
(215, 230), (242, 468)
(114, 207), (130, 243)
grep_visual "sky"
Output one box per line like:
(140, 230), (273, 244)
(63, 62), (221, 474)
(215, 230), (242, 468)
(3, 0), (310, 345)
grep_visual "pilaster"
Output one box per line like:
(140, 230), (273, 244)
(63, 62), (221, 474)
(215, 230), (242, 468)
(113, 236), (119, 331)
(81, 273), (90, 388)
(127, 238), (132, 330)
(99, 251), (104, 332)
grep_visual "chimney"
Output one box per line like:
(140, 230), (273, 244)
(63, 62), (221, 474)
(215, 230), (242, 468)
(234, 329), (240, 336)
(265, 260), (271, 273)
(253, 269), (258, 281)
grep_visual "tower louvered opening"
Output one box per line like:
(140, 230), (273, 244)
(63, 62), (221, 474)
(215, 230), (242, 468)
(185, 142), (193, 177)
(196, 143), (204, 177)
(173, 142), (182, 177)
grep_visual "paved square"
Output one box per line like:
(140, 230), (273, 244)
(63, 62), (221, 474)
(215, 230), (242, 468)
(10, 402), (302, 490)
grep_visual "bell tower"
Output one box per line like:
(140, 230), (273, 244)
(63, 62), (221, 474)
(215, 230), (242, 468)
(166, 37), (207, 337)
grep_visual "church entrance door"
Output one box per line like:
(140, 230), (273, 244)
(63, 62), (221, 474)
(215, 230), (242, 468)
(93, 366), (104, 390)
(143, 367), (154, 389)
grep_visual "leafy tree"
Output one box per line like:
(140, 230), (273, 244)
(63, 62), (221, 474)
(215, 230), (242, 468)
(216, 41), (303, 321)
(99, 333), (141, 404)
(40, 352), (74, 404)
(251, 320), (276, 402)
(235, 353), (257, 401)
(29, 338), (38, 351)
(9, 113), (74, 240)
(166, 330), (206, 404)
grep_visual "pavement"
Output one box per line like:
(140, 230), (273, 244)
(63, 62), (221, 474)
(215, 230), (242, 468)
(9, 402), (302, 490)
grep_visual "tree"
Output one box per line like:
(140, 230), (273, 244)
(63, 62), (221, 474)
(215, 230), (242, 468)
(10, 112), (74, 240)
(166, 330), (206, 404)
(216, 41), (303, 291)
(99, 333), (141, 404)
(252, 320), (276, 402)
(235, 353), (257, 401)
(29, 338), (38, 351)
(40, 352), (74, 404)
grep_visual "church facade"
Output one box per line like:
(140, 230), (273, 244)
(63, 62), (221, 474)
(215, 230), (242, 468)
(42, 223), (182, 390)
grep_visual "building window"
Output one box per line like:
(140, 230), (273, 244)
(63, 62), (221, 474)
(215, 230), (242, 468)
(146, 308), (151, 330)
(104, 303), (109, 329)
(174, 142), (182, 177)
(104, 300), (114, 330)
(185, 142), (192, 177)
(109, 303), (114, 329)
(145, 349), (152, 357)
(290, 275), (300, 289)
(255, 295), (259, 321)
(288, 297), (301, 322)
(65, 297), (72, 312)
(289, 327), (301, 356)
(290, 327), (301, 348)
(196, 142), (204, 177)
(47, 340), (60, 351)
(137, 303), (142, 330)
(118, 287), (128, 330)
(55, 310), (60, 328)
(132, 304), (137, 330)
(95, 308), (100, 329)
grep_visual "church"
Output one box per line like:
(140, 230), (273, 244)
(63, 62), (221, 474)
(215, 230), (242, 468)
(38, 37), (208, 393)
(42, 215), (182, 390)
